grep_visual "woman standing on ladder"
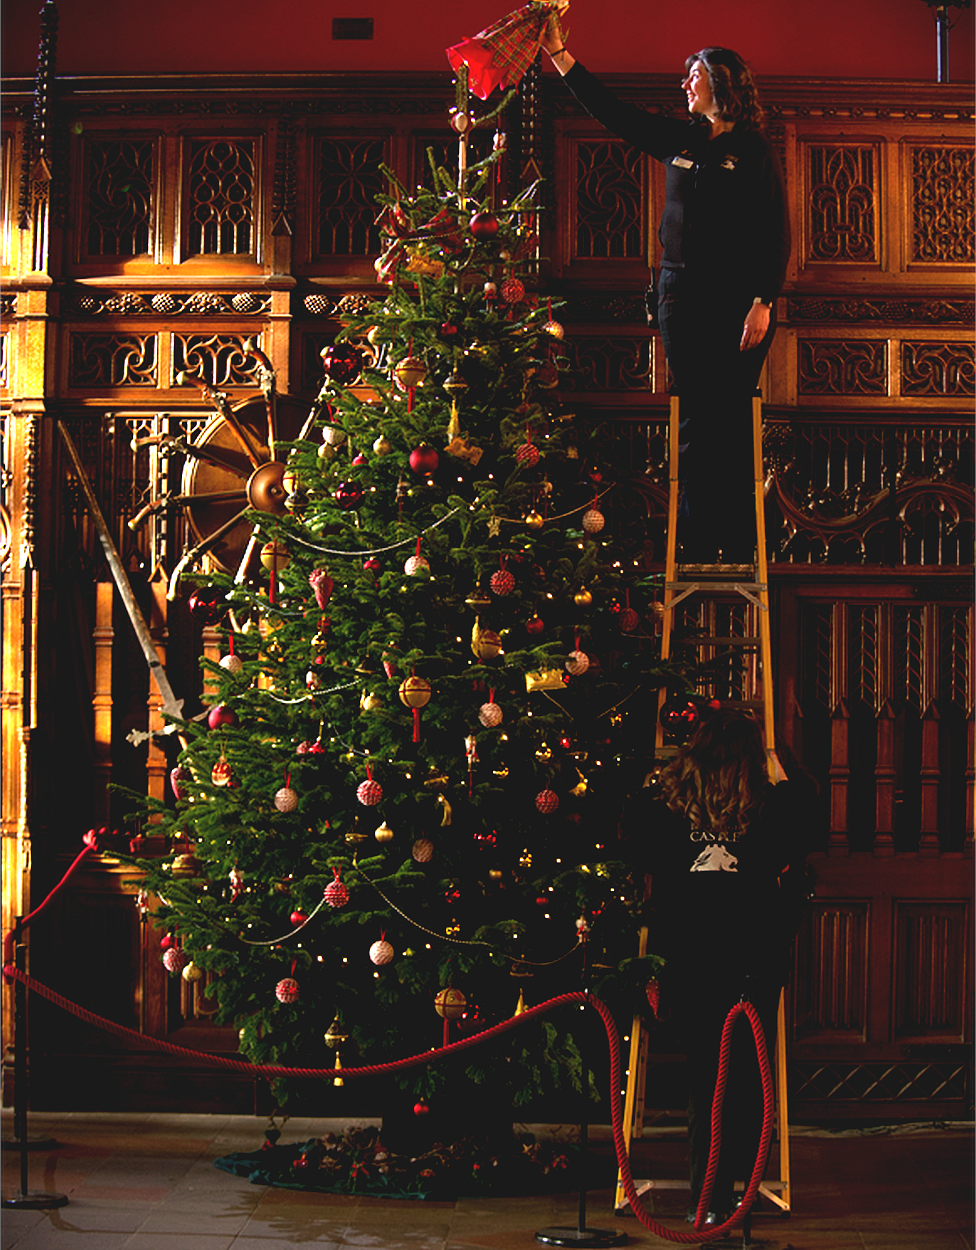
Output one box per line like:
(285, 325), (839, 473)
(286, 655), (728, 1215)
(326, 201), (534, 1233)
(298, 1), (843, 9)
(542, 11), (790, 564)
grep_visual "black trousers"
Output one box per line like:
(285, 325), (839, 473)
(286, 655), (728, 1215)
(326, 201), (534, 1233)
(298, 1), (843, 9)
(674, 978), (780, 1214)
(657, 269), (776, 563)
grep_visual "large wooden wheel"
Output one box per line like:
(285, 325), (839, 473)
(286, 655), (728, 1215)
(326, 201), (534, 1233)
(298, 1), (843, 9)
(171, 346), (318, 586)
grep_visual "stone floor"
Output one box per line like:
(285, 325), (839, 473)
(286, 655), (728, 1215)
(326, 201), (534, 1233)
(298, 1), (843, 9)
(2, 1112), (972, 1249)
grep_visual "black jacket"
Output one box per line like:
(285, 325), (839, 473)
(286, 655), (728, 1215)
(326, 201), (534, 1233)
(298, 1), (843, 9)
(563, 62), (791, 304)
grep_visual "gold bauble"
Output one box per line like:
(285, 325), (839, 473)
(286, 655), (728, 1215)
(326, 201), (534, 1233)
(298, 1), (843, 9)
(489, 868), (503, 881)
(374, 821), (394, 842)
(260, 541), (291, 573)
(524, 509), (545, 530)
(434, 987), (467, 1020)
(398, 675), (432, 709)
(574, 586), (594, 607)
(535, 743), (553, 762)
(373, 434), (392, 456)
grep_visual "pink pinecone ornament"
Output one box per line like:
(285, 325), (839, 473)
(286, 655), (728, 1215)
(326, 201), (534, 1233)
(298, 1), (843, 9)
(404, 555), (430, 576)
(219, 653), (243, 674)
(162, 947), (187, 975)
(370, 939), (395, 966)
(275, 977), (300, 1004)
(324, 878), (349, 908)
(566, 650), (590, 676)
(412, 838), (434, 863)
(357, 778), (383, 806)
(515, 442), (540, 467)
(490, 569), (515, 595)
(535, 788), (559, 814)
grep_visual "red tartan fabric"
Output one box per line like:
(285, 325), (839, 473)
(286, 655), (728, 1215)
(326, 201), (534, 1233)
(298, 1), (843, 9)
(446, 0), (561, 100)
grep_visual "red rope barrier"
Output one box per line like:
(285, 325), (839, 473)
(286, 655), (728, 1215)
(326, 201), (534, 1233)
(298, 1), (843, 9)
(2, 846), (93, 974)
(1, 962), (773, 1244)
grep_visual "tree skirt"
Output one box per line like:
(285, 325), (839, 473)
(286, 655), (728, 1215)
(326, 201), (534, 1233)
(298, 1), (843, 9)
(214, 1124), (612, 1200)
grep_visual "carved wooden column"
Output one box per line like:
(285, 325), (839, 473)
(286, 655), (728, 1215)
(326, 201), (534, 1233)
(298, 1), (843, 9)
(828, 601), (850, 852)
(92, 578), (114, 815)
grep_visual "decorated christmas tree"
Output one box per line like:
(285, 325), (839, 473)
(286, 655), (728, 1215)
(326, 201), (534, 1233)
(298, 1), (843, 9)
(120, 68), (683, 1142)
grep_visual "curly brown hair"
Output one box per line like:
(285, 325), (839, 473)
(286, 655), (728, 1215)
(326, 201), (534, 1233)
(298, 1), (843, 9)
(660, 709), (769, 834)
(686, 47), (766, 131)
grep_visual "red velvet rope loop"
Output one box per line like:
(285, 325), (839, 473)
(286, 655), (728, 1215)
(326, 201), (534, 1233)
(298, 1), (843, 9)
(0, 963), (772, 1244)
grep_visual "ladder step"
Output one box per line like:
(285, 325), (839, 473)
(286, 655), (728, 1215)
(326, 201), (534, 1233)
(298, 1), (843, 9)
(675, 563), (756, 576)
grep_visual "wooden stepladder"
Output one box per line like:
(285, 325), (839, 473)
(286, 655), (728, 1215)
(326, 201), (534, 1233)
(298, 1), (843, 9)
(614, 392), (791, 1217)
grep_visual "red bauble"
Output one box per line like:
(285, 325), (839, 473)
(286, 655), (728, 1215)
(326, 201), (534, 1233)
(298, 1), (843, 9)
(535, 788), (559, 814)
(275, 977), (300, 1004)
(160, 933), (175, 950)
(357, 778), (383, 806)
(413, 1101), (430, 1116)
(363, 556), (381, 574)
(501, 277), (526, 304)
(526, 615), (545, 636)
(335, 481), (363, 509)
(490, 569), (515, 596)
(619, 607), (639, 632)
(469, 211), (499, 239)
(320, 343), (362, 386)
(187, 585), (225, 625)
(208, 704), (238, 730)
(324, 879), (350, 908)
(515, 442), (540, 467)
(409, 444), (440, 475)
(289, 911), (309, 927)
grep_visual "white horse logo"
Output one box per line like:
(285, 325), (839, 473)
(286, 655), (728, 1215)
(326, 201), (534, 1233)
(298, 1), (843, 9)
(690, 844), (739, 872)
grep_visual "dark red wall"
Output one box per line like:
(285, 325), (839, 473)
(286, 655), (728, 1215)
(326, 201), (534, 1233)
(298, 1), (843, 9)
(3, 0), (974, 82)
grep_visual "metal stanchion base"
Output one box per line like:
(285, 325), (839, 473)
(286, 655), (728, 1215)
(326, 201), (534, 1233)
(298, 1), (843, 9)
(2, 1190), (69, 1210)
(536, 1228), (627, 1247)
(2, 1137), (59, 1152)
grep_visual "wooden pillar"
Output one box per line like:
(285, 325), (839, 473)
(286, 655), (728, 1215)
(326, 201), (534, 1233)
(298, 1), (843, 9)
(919, 700), (942, 853)
(93, 578), (115, 815)
(874, 699), (896, 851)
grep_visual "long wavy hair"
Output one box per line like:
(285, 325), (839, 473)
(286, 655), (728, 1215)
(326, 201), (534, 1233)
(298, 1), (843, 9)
(687, 47), (766, 131)
(660, 710), (769, 834)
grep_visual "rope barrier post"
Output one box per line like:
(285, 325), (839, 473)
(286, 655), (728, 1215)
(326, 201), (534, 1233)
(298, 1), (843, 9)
(535, 999), (627, 1248)
(1, 918), (68, 1211)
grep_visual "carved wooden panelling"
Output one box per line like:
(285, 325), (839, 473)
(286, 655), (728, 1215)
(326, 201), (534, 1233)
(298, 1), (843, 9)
(573, 139), (643, 260)
(910, 145), (975, 265)
(315, 135), (386, 257)
(68, 332), (157, 387)
(567, 335), (650, 390)
(794, 902), (869, 1038)
(893, 605), (927, 711)
(185, 137), (256, 257)
(900, 340), (975, 396)
(798, 339), (889, 394)
(0, 332), (7, 391)
(83, 136), (156, 257)
(172, 334), (260, 387)
(793, 1059), (970, 1104)
(806, 143), (879, 264)
(894, 901), (969, 1038)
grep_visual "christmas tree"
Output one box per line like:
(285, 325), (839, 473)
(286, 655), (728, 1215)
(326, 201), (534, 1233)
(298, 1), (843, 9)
(120, 89), (681, 1135)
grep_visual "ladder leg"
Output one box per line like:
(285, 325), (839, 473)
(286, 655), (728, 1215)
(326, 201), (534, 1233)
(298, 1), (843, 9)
(656, 396), (681, 756)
